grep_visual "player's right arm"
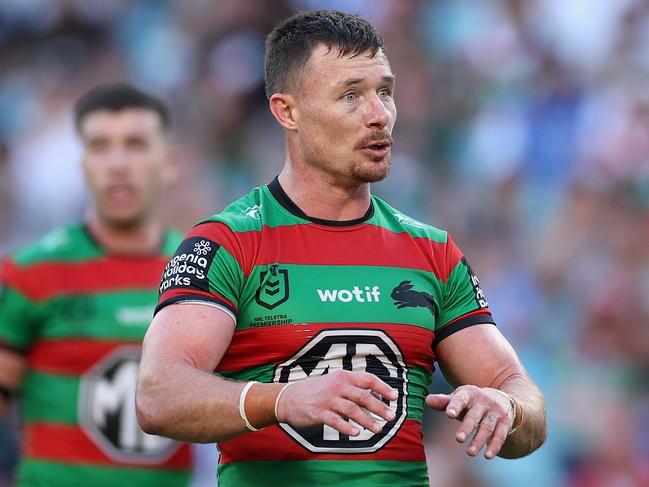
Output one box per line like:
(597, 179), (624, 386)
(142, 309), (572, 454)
(136, 302), (396, 443)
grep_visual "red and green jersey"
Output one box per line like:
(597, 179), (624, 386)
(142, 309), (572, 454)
(157, 177), (496, 487)
(0, 224), (192, 487)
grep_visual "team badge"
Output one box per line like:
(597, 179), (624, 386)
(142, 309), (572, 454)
(255, 264), (290, 310)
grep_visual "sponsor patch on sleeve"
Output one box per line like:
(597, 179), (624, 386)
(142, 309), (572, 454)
(461, 257), (489, 309)
(159, 237), (219, 296)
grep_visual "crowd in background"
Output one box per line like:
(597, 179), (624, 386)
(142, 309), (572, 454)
(1, 0), (648, 486)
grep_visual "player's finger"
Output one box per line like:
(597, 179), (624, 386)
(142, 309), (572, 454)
(425, 393), (451, 411)
(331, 398), (381, 433)
(484, 421), (511, 459)
(352, 372), (398, 401)
(321, 410), (360, 437)
(455, 404), (487, 443)
(466, 412), (500, 457)
(344, 387), (396, 423)
(446, 388), (473, 419)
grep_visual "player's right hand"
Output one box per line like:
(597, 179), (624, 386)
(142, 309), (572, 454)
(275, 370), (397, 437)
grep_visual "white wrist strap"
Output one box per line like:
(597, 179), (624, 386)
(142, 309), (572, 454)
(490, 388), (518, 435)
(273, 383), (293, 423)
(239, 381), (259, 432)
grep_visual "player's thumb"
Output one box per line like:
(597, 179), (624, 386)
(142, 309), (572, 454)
(425, 393), (451, 411)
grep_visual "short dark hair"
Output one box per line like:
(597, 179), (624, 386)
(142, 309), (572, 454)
(264, 9), (384, 99)
(74, 83), (171, 132)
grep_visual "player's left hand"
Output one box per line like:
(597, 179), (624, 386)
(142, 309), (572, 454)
(425, 385), (514, 460)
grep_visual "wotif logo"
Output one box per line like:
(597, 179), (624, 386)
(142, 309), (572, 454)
(317, 285), (381, 303)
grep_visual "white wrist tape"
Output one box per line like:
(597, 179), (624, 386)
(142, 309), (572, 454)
(239, 381), (260, 432)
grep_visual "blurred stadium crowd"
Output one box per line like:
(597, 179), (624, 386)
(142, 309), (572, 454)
(1, 0), (648, 486)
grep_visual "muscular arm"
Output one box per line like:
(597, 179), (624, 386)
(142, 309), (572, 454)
(136, 303), (397, 443)
(427, 324), (547, 459)
(0, 348), (25, 415)
(136, 303), (243, 442)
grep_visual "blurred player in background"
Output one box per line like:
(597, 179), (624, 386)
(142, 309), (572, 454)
(0, 84), (195, 486)
(137, 10), (547, 486)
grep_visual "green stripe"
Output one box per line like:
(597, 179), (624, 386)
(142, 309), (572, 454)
(22, 372), (79, 424)
(13, 226), (179, 266)
(18, 458), (191, 487)
(238, 264), (443, 331)
(36, 289), (158, 341)
(370, 196), (448, 242)
(218, 459), (428, 487)
(13, 225), (103, 265)
(0, 286), (38, 349)
(218, 364), (275, 382)
(207, 246), (244, 307)
(437, 259), (481, 327)
(406, 366), (432, 421)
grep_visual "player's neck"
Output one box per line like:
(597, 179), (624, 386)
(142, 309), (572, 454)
(85, 212), (164, 256)
(278, 164), (371, 222)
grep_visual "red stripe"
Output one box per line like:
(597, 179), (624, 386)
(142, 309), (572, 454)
(219, 419), (425, 463)
(189, 222), (456, 281)
(3, 257), (168, 301)
(216, 323), (435, 373)
(26, 339), (136, 375)
(24, 423), (192, 469)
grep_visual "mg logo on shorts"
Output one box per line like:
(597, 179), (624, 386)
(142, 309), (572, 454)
(79, 346), (180, 464)
(273, 329), (408, 453)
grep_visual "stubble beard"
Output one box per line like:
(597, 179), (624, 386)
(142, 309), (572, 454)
(349, 155), (392, 183)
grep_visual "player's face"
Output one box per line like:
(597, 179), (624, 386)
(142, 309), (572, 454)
(294, 44), (396, 184)
(79, 109), (173, 229)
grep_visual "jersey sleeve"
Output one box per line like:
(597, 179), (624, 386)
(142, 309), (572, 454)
(155, 222), (245, 322)
(0, 258), (39, 353)
(433, 235), (496, 347)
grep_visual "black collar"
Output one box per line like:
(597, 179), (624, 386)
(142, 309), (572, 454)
(268, 176), (374, 227)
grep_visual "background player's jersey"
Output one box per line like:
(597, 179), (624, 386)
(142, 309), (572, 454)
(157, 178), (496, 487)
(0, 224), (192, 487)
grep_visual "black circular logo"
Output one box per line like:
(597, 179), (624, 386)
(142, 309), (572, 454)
(273, 329), (408, 453)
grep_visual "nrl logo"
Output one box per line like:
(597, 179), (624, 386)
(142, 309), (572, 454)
(255, 264), (289, 310)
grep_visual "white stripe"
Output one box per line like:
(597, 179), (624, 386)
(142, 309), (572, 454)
(174, 299), (237, 325)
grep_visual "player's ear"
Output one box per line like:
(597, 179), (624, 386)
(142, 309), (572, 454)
(269, 93), (298, 131)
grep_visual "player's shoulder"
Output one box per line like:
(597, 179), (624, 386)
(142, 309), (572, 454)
(161, 228), (184, 255)
(7, 224), (98, 267)
(194, 184), (270, 234)
(370, 195), (449, 244)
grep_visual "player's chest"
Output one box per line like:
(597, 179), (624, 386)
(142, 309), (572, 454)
(236, 262), (443, 332)
(38, 290), (157, 340)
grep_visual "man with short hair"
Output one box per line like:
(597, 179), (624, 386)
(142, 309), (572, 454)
(137, 10), (547, 486)
(0, 84), (193, 486)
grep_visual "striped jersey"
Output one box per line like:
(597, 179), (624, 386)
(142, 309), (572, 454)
(0, 224), (192, 486)
(157, 177), (496, 487)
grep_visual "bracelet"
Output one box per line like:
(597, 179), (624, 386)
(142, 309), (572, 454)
(273, 383), (293, 423)
(491, 388), (523, 435)
(238, 381), (260, 432)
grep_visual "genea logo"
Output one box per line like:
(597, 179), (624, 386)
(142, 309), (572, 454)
(317, 285), (381, 303)
(159, 237), (219, 293)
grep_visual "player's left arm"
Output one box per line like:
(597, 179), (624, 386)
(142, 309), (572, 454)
(427, 323), (547, 459)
